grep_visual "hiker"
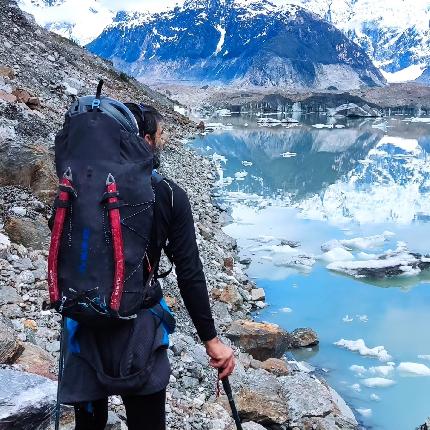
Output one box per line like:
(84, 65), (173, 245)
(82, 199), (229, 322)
(49, 87), (235, 430)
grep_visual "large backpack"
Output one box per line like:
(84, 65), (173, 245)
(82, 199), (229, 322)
(47, 81), (160, 327)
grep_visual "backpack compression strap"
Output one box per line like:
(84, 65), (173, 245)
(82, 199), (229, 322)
(48, 168), (76, 304)
(105, 174), (126, 312)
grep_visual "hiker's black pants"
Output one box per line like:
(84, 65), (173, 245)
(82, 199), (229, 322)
(73, 389), (166, 430)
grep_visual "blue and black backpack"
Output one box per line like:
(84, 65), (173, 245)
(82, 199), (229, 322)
(47, 80), (175, 336)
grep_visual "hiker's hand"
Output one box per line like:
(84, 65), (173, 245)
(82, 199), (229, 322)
(204, 337), (235, 379)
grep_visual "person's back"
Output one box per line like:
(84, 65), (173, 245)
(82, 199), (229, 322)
(55, 101), (235, 430)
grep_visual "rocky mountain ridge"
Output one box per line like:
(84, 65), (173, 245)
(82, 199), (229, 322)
(86, 0), (384, 90)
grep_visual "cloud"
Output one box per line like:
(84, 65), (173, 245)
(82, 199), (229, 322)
(100, 0), (185, 12)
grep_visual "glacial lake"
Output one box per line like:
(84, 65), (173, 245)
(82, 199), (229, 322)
(191, 113), (430, 430)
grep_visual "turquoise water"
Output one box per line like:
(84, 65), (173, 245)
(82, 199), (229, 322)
(192, 114), (430, 429)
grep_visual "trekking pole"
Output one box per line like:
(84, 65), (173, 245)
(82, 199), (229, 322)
(221, 376), (243, 430)
(55, 317), (65, 430)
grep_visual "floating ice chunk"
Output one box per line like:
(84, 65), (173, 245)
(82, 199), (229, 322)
(334, 339), (392, 361)
(257, 117), (281, 124)
(370, 393), (380, 401)
(280, 152), (297, 158)
(206, 122), (233, 130)
(342, 315), (354, 323)
(251, 235), (277, 244)
(397, 362), (430, 376)
(212, 153), (227, 164)
(350, 365), (366, 375)
(368, 365), (394, 377)
(242, 161), (253, 167)
(216, 108), (231, 117)
(362, 378), (396, 388)
(273, 254), (316, 271)
(335, 124), (345, 128)
(351, 383), (361, 392)
(357, 314), (368, 323)
(339, 231), (394, 251)
(312, 123), (333, 129)
(356, 408), (372, 417)
(410, 117), (430, 123)
(357, 252), (378, 260)
(234, 171), (248, 181)
(321, 247), (354, 263)
(260, 256), (272, 262)
(321, 239), (343, 252)
(327, 248), (428, 279)
(418, 355), (430, 361)
(280, 307), (293, 313)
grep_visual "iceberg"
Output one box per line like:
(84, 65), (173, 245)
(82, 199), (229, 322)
(334, 339), (392, 361)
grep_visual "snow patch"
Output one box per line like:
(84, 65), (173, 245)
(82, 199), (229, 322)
(214, 24), (226, 55)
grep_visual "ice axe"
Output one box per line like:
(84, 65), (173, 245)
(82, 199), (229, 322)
(220, 375), (243, 430)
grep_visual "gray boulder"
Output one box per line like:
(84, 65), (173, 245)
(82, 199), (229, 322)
(290, 328), (319, 348)
(4, 215), (50, 250)
(0, 319), (23, 364)
(0, 368), (56, 429)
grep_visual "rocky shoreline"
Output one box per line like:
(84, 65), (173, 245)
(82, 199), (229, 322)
(0, 1), (362, 429)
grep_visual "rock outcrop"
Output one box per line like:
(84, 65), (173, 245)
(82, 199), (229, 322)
(225, 320), (291, 361)
(0, 368), (56, 429)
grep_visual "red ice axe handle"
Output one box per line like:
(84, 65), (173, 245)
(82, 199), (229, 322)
(107, 179), (125, 311)
(48, 177), (72, 304)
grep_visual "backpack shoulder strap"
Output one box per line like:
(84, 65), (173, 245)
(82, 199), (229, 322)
(151, 170), (174, 278)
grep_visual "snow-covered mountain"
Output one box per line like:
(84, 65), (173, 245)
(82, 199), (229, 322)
(18, 0), (430, 83)
(86, 0), (384, 90)
(19, 0), (115, 45)
(283, 0), (430, 83)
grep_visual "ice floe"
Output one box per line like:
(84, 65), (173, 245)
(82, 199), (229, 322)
(370, 393), (380, 401)
(312, 123), (334, 129)
(334, 339), (392, 361)
(408, 117), (430, 123)
(320, 233), (394, 253)
(342, 315), (354, 323)
(368, 365), (394, 377)
(357, 314), (368, 323)
(326, 241), (430, 279)
(327, 245), (430, 279)
(205, 122), (233, 130)
(320, 247), (354, 262)
(362, 378), (396, 388)
(397, 362), (430, 376)
(418, 355), (430, 361)
(356, 408), (372, 418)
(242, 160), (253, 167)
(280, 152), (297, 158)
(350, 365), (366, 376)
(350, 364), (394, 377)
(351, 383), (361, 392)
(234, 171), (248, 181)
(280, 307), (293, 313)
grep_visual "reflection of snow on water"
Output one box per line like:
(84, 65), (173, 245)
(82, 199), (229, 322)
(297, 135), (430, 224)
